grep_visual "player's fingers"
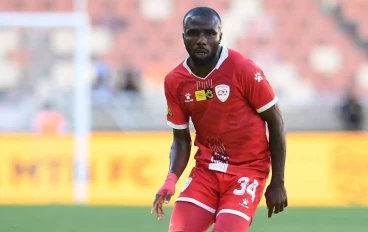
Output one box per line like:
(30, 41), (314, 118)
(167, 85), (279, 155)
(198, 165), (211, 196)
(165, 194), (173, 204)
(152, 203), (160, 216)
(265, 195), (271, 208)
(156, 202), (165, 219)
(157, 204), (165, 220)
(153, 195), (165, 216)
(151, 199), (158, 214)
(160, 205), (165, 216)
(151, 194), (162, 214)
(279, 201), (284, 213)
(268, 205), (274, 218)
(284, 198), (288, 208)
(274, 203), (280, 214)
(152, 194), (162, 206)
(158, 205), (165, 220)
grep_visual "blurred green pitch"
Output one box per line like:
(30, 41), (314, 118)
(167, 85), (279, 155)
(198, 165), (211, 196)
(0, 206), (367, 232)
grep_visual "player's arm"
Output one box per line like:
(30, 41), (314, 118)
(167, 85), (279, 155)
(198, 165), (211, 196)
(151, 128), (191, 220)
(152, 75), (191, 220)
(169, 128), (192, 178)
(261, 106), (288, 219)
(259, 104), (286, 187)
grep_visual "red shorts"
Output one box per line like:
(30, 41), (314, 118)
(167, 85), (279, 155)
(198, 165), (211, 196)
(176, 166), (267, 223)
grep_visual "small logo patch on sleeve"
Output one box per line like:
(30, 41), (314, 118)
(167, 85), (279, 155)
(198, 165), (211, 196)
(167, 107), (172, 116)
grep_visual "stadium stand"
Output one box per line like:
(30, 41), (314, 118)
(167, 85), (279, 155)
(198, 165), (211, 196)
(0, 0), (367, 131)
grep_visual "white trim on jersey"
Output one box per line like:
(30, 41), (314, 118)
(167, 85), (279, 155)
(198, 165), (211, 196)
(217, 209), (251, 221)
(256, 96), (278, 113)
(182, 46), (229, 80)
(215, 47), (229, 69)
(167, 121), (189, 129)
(176, 197), (216, 214)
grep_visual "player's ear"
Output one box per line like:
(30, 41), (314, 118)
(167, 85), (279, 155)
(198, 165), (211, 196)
(182, 32), (185, 41)
(219, 32), (223, 44)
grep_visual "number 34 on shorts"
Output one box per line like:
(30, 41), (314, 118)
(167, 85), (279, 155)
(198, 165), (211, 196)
(228, 176), (265, 214)
(233, 177), (259, 202)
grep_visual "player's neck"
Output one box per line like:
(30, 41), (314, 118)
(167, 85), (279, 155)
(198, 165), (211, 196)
(188, 47), (222, 78)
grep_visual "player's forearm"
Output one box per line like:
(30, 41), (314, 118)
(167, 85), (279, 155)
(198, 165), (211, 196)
(169, 139), (191, 179)
(267, 120), (286, 185)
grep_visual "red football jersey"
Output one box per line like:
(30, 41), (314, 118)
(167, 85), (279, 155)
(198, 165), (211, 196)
(165, 47), (277, 177)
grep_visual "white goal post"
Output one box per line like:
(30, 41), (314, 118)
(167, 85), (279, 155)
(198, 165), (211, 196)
(0, 12), (91, 204)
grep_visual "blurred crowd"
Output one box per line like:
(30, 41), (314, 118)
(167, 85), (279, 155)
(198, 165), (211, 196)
(0, 0), (367, 132)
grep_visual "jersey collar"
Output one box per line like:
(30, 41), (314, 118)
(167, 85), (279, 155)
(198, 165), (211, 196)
(182, 46), (229, 79)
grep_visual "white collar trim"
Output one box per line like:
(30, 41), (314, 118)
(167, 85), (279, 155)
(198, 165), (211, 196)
(182, 46), (228, 80)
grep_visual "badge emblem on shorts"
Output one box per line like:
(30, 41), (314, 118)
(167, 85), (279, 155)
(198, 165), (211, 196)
(215, 84), (230, 102)
(181, 177), (192, 192)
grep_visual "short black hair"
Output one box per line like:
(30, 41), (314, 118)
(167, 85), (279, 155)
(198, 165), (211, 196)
(183, 7), (222, 26)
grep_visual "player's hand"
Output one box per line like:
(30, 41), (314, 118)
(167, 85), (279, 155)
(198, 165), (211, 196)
(151, 173), (178, 220)
(264, 182), (288, 218)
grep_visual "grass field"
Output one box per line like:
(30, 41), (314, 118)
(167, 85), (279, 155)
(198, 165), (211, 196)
(0, 206), (367, 232)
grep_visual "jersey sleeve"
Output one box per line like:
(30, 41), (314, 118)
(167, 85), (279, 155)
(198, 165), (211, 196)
(241, 61), (278, 113)
(164, 75), (189, 129)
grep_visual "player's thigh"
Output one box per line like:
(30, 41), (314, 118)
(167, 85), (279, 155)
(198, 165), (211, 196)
(169, 167), (218, 232)
(215, 174), (267, 231)
(169, 201), (215, 232)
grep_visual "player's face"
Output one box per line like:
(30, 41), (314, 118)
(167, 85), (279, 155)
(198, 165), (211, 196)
(183, 15), (222, 66)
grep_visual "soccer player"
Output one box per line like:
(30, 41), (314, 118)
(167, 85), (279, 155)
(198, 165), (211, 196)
(151, 7), (287, 232)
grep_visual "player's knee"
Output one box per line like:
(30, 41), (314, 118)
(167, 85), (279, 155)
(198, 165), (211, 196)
(213, 212), (251, 232)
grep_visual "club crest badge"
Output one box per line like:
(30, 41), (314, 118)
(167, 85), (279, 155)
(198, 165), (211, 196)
(215, 84), (230, 102)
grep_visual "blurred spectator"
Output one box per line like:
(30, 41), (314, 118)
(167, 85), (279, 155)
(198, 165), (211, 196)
(33, 102), (66, 134)
(339, 87), (364, 131)
(116, 64), (142, 105)
(95, 59), (111, 78)
(119, 68), (140, 93)
(92, 60), (113, 105)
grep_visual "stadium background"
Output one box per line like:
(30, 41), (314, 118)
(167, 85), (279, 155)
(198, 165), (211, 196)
(0, 0), (367, 231)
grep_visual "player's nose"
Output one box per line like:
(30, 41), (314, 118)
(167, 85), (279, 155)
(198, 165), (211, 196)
(196, 33), (207, 45)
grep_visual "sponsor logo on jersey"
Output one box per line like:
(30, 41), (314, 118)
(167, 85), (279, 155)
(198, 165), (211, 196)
(206, 89), (213, 99)
(215, 84), (230, 102)
(167, 107), (172, 116)
(195, 88), (214, 101)
(209, 151), (229, 173)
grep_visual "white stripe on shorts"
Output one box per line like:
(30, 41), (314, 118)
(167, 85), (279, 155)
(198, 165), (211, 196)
(176, 197), (216, 214)
(216, 209), (251, 221)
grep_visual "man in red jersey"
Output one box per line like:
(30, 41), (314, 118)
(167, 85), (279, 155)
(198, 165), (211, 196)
(151, 7), (287, 232)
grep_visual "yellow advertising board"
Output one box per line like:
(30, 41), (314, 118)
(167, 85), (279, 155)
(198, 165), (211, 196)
(0, 132), (367, 206)
(0, 135), (74, 204)
(87, 133), (195, 206)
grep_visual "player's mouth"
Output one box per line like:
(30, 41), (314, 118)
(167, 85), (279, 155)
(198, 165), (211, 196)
(195, 49), (208, 57)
